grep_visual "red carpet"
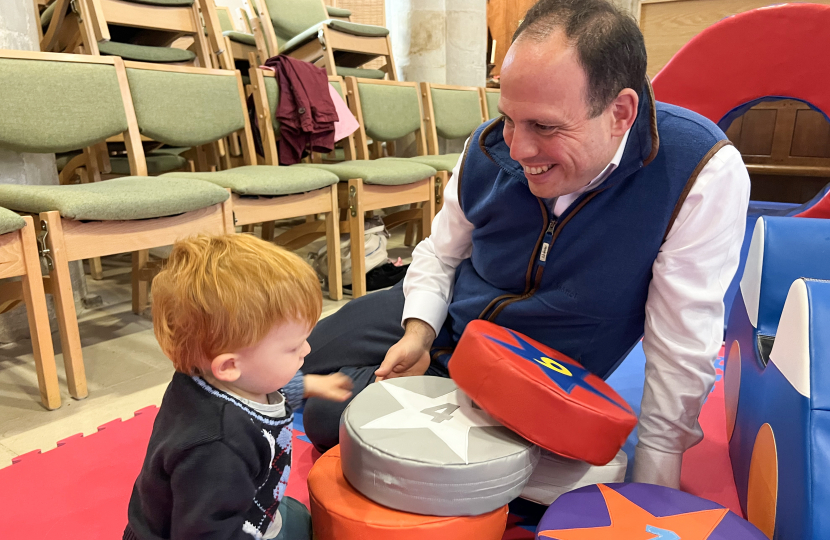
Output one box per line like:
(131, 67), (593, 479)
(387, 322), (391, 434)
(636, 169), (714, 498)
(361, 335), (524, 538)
(0, 364), (739, 540)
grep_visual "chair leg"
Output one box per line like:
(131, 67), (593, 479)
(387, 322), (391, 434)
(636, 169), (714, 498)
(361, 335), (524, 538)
(422, 176), (436, 239)
(42, 211), (87, 400)
(261, 221), (276, 242)
(325, 185), (343, 301)
(346, 179), (366, 297)
(88, 257), (104, 280)
(404, 203), (420, 246)
(19, 219), (61, 410)
(132, 250), (150, 314)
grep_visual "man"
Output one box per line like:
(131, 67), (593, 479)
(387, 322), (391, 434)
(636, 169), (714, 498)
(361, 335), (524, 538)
(301, 0), (749, 489)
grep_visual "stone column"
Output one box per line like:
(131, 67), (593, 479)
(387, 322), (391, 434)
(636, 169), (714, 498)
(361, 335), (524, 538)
(0, 1), (88, 342)
(445, 0), (487, 87)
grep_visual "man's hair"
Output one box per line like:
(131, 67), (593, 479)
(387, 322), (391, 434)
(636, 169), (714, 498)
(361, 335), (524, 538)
(152, 233), (322, 375)
(513, 0), (646, 117)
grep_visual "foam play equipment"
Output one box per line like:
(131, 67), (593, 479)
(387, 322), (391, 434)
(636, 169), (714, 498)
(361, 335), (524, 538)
(535, 483), (767, 539)
(308, 445), (510, 540)
(520, 448), (627, 506)
(652, 3), (830, 130)
(724, 216), (830, 539)
(340, 376), (538, 516)
(449, 320), (637, 465)
(651, 3), (830, 329)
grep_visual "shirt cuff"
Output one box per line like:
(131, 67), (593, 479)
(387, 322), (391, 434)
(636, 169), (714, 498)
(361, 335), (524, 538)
(281, 370), (305, 411)
(631, 443), (683, 489)
(401, 289), (450, 336)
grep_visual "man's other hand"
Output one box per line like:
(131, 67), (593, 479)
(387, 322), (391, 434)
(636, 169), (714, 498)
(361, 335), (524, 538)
(375, 319), (436, 381)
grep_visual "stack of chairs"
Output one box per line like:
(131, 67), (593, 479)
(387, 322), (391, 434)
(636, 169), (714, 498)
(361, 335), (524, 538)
(3, 2), (504, 410)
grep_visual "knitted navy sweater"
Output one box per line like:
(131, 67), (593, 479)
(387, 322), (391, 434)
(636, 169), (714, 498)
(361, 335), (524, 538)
(124, 373), (294, 540)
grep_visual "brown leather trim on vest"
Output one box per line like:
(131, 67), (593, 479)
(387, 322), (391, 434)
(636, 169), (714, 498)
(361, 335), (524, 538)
(477, 197), (549, 320)
(662, 139), (734, 243)
(477, 117), (504, 165)
(456, 136), (476, 213)
(643, 78), (660, 167)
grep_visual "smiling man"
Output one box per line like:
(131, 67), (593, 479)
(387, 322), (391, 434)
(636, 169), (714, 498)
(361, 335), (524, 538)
(301, 0), (750, 489)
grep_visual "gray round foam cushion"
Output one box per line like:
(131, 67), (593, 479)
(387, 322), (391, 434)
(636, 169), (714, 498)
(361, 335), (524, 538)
(520, 448), (627, 505)
(340, 376), (540, 516)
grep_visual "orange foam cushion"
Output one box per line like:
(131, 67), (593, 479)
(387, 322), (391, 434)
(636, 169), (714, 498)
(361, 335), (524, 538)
(307, 446), (509, 540)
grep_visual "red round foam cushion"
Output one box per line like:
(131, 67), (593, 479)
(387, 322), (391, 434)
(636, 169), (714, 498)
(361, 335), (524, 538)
(448, 320), (637, 465)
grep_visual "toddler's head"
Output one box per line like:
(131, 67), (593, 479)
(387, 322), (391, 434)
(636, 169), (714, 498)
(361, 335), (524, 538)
(152, 234), (321, 398)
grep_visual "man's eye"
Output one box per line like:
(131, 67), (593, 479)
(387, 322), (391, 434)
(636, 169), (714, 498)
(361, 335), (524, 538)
(536, 124), (556, 132)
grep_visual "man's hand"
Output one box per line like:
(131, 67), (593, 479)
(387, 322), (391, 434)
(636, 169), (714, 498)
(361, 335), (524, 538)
(375, 319), (436, 382)
(303, 373), (354, 402)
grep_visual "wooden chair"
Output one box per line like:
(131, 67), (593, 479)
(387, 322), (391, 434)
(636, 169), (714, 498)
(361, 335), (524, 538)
(480, 87), (501, 120)
(255, 0), (396, 80)
(0, 211), (60, 410)
(0, 51), (234, 403)
(41, 0), (218, 68)
(211, 2), (269, 73)
(419, 82), (487, 215)
(134, 62), (345, 300)
(288, 75), (437, 296)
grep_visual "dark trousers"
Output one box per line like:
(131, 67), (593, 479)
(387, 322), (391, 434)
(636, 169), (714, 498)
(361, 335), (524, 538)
(303, 282), (447, 451)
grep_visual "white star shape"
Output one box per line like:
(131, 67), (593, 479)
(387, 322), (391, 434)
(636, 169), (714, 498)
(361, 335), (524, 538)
(360, 381), (502, 463)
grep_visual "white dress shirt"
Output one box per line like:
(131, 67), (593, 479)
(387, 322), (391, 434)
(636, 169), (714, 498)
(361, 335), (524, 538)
(401, 131), (751, 488)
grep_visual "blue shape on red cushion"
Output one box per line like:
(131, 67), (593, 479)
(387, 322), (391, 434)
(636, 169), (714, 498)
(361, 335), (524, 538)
(487, 330), (629, 412)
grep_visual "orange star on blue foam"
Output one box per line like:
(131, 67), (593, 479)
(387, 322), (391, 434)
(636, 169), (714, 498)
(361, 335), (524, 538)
(487, 330), (629, 412)
(538, 484), (728, 540)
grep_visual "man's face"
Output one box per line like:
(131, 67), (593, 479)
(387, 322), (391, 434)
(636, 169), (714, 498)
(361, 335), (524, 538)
(499, 31), (624, 199)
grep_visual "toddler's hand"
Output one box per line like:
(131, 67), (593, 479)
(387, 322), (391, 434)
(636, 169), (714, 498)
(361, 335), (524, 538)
(304, 373), (354, 402)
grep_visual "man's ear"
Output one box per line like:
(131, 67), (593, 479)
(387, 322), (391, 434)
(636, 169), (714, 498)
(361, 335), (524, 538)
(609, 88), (639, 137)
(210, 353), (242, 383)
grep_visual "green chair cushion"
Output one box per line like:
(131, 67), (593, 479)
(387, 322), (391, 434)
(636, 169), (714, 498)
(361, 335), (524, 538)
(0, 207), (26, 236)
(357, 83), (422, 142)
(0, 177), (229, 221)
(110, 154), (187, 175)
(297, 159), (436, 186)
(326, 6), (352, 18)
(266, 0), (328, 48)
(148, 146), (190, 156)
(98, 41), (197, 63)
(216, 8), (235, 31)
(0, 59), (129, 154)
(41, 2), (56, 29)
(126, 67), (245, 147)
(334, 66), (385, 80)
(407, 153), (461, 173)
(282, 20), (389, 53)
(486, 90), (501, 120)
(125, 0), (194, 5)
(431, 88), (484, 140)
(163, 165), (338, 196)
(224, 31), (257, 46)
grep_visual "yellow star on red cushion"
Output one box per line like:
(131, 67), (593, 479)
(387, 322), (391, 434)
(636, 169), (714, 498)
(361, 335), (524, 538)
(538, 484), (729, 540)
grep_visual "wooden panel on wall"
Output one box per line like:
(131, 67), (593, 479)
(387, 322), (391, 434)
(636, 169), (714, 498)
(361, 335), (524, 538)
(487, 0), (537, 78)
(640, 0), (830, 78)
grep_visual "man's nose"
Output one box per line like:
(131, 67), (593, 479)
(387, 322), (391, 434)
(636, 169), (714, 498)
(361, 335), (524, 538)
(508, 126), (538, 163)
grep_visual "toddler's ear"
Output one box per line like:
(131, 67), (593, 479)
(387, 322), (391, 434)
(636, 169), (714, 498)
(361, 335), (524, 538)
(211, 353), (242, 382)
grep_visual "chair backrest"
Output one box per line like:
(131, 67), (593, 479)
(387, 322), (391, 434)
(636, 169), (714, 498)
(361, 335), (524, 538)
(346, 77), (427, 160)
(124, 62), (254, 158)
(0, 51), (146, 173)
(250, 67), (354, 164)
(421, 82), (486, 155)
(215, 5), (236, 32)
(262, 0), (327, 48)
(481, 88), (501, 120)
(739, 216), (830, 339)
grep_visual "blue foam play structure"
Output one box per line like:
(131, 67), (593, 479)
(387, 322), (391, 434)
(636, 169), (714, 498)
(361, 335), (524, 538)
(724, 216), (830, 539)
(722, 182), (830, 330)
